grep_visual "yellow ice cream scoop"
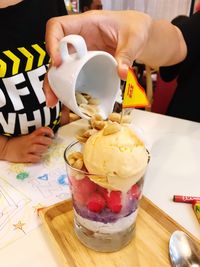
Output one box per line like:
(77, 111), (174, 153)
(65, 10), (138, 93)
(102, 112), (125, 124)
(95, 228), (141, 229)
(83, 122), (149, 191)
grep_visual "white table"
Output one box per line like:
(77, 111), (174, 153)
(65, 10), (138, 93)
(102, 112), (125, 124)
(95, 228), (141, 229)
(1, 109), (200, 267)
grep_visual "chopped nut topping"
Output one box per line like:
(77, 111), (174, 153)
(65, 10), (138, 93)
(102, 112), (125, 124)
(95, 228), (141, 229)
(75, 91), (88, 105)
(103, 122), (121, 136)
(67, 151), (84, 170)
(108, 112), (121, 123)
(75, 91), (100, 117)
(88, 98), (100, 105)
(82, 128), (98, 138)
(79, 103), (99, 117)
(74, 111), (132, 143)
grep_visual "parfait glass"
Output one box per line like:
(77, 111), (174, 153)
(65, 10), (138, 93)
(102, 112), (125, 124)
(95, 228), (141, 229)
(64, 141), (147, 252)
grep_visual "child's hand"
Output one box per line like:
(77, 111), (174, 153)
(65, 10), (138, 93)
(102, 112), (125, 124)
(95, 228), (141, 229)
(3, 127), (54, 163)
(60, 104), (70, 126)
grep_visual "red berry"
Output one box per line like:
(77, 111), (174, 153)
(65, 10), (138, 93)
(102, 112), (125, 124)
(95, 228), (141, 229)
(73, 191), (89, 206)
(70, 176), (97, 206)
(106, 191), (122, 213)
(78, 177), (97, 196)
(128, 184), (140, 199)
(87, 192), (106, 213)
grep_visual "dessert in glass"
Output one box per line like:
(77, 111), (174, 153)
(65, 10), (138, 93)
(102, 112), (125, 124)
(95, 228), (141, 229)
(64, 113), (149, 252)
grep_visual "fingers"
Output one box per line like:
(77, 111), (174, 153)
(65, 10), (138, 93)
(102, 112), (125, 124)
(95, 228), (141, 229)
(113, 11), (153, 81)
(33, 126), (54, 137)
(3, 127), (55, 163)
(26, 127), (55, 163)
(45, 14), (85, 107)
(45, 18), (65, 67)
(29, 143), (50, 155)
(45, 15), (84, 67)
(29, 127), (54, 148)
(25, 154), (42, 164)
(43, 73), (58, 107)
(24, 135), (53, 163)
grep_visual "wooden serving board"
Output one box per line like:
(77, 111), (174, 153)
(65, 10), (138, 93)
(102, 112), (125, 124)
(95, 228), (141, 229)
(39, 197), (200, 267)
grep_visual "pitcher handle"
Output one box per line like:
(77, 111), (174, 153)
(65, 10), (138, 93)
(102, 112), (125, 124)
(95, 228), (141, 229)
(59, 34), (88, 62)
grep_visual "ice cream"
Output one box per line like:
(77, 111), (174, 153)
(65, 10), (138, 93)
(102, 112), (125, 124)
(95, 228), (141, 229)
(65, 113), (150, 252)
(83, 122), (149, 192)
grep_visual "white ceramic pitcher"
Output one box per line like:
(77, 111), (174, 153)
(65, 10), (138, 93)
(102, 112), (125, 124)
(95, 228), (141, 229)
(48, 34), (121, 119)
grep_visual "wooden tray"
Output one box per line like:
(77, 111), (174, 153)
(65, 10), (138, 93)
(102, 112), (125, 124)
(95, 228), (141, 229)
(39, 197), (200, 267)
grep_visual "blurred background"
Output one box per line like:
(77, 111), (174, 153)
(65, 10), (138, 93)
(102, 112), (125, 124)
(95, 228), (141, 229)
(65, 0), (198, 20)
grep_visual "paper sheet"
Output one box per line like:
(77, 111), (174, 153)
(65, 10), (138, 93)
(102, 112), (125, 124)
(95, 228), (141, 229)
(0, 134), (72, 249)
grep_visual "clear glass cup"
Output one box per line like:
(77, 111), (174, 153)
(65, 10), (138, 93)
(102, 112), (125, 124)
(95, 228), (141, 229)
(64, 141), (147, 252)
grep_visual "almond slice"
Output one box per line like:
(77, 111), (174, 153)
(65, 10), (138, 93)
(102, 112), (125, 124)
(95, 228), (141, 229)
(108, 112), (121, 123)
(92, 120), (106, 130)
(72, 158), (84, 170)
(88, 98), (100, 105)
(103, 122), (121, 136)
(68, 151), (83, 161)
(75, 92), (88, 105)
(82, 128), (98, 138)
(79, 103), (99, 117)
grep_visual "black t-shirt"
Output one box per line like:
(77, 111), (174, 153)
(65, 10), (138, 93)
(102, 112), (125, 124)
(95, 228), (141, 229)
(160, 12), (200, 122)
(0, 0), (67, 137)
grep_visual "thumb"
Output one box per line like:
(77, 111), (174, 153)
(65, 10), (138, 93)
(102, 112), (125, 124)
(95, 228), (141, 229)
(115, 34), (142, 81)
(115, 52), (131, 81)
(115, 46), (135, 81)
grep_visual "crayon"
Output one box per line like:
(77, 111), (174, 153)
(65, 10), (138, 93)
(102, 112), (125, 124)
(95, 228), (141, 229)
(173, 195), (200, 203)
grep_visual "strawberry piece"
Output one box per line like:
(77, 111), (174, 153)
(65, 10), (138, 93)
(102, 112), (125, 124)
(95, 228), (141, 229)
(106, 191), (122, 213)
(70, 176), (97, 193)
(87, 192), (106, 212)
(128, 184), (141, 199)
(70, 176), (97, 206)
(78, 177), (97, 196)
(73, 190), (89, 206)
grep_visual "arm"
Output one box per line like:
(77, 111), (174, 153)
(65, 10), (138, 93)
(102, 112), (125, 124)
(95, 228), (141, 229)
(0, 127), (54, 163)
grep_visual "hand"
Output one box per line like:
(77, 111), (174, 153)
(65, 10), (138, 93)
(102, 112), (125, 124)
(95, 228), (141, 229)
(44, 10), (186, 107)
(44, 10), (152, 105)
(43, 72), (58, 107)
(3, 127), (54, 163)
(45, 10), (152, 75)
(60, 104), (70, 126)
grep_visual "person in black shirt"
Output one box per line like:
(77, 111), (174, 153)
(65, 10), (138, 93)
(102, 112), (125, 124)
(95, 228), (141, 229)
(0, 0), (69, 163)
(44, 10), (200, 123)
(159, 15), (194, 121)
